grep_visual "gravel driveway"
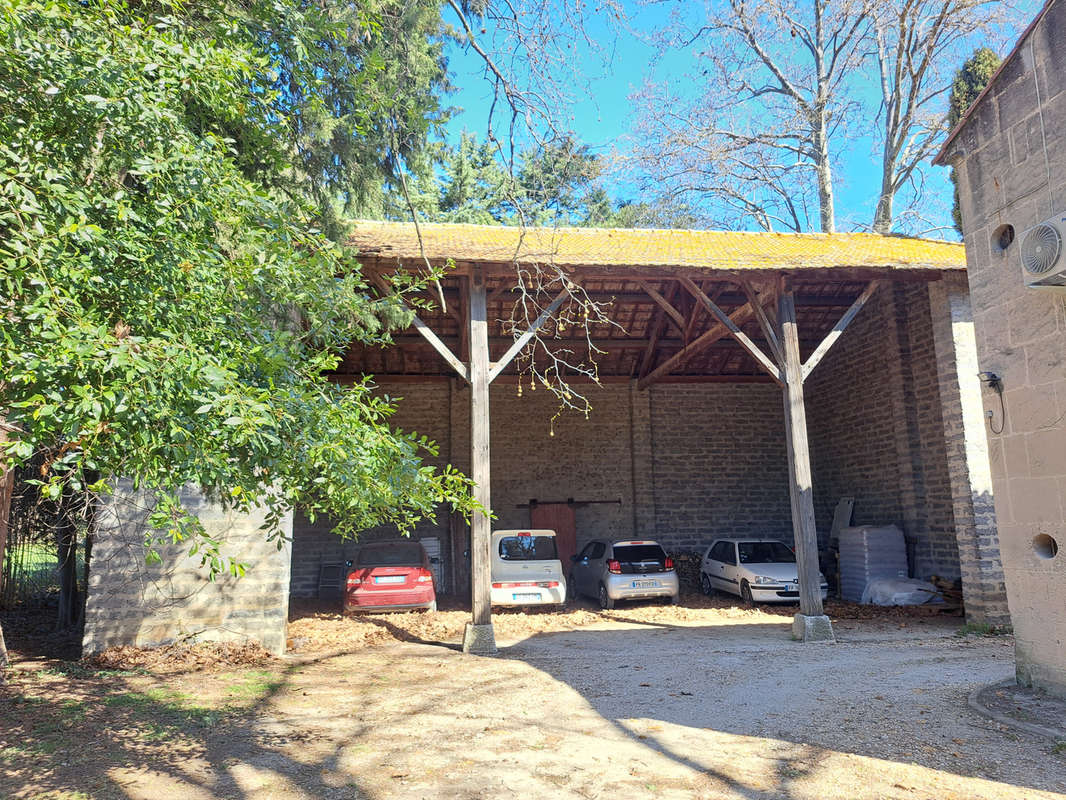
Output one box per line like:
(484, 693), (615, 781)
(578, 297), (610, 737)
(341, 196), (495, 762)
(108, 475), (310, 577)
(6, 607), (1066, 799)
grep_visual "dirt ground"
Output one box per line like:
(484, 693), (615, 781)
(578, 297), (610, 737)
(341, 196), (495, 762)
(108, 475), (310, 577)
(3, 596), (1065, 800)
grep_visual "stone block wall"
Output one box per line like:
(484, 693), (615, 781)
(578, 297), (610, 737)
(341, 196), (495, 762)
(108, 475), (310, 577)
(83, 486), (291, 655)
(942, 0), (1066, 695)
(648, 383), (791, 547)
(805, 286), (962, 583)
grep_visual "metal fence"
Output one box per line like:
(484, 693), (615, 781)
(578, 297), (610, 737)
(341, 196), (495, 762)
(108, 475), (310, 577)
(0, 461), (86, 608)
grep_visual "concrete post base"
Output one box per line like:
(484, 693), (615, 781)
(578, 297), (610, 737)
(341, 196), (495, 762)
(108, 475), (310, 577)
(792, 613), (835, 643)
(462, 623), (498, 655)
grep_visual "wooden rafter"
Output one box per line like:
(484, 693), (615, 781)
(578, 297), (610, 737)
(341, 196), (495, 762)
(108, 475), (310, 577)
(637, 280), (686, 334)
(637, 300), (758, 390)
(801, 281), (882, 382)
(679, 277), (782, 385)
(638, 282), (677, 380)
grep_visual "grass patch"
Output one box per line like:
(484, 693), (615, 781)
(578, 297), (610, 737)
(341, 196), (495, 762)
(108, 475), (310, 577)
(105, 688), (223, 728)
(221, 669), (284, 700)
(956, 622), (1013, 637)
(1052, 741), (1066, 755)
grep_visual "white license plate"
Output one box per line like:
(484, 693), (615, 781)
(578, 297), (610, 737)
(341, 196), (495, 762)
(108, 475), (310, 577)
(375, 576), (405, 584)
(513, 593), (541, 601)
(632, 580), (658, 589)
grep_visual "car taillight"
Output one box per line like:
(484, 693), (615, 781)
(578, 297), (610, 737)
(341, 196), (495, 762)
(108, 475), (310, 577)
(538, 581), (559, 588)
(607, 559), (621, 574)
(346, 574), (361, 587)
(416, 568), (433, 583)
(664, 557), (674, 570)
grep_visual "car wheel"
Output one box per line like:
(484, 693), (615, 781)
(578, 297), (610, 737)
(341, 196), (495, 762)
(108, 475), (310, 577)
(598, 583), (615, 610)
(566, 574), (577, 603)
(664, 593), (679, 606)
(700, 573), (714, 596)
(740, 580), (754, 605)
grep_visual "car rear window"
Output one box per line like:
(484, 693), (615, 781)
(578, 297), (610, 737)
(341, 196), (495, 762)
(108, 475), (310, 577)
(738, 541), (795, 564)
(498, 535), (558, 561)
(613, 544), (667, 563)
(356, 543), (424, 567)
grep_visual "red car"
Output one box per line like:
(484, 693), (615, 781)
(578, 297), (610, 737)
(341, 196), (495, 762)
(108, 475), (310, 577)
(344, 540), (437, 612)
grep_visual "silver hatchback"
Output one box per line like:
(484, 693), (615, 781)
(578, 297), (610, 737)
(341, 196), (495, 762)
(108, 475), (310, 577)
(568, 539), (680, 608)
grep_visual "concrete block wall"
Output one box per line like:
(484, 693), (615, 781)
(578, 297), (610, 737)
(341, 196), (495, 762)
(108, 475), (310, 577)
(83, 486), (292, 655)
(943, 0), (1066, 695)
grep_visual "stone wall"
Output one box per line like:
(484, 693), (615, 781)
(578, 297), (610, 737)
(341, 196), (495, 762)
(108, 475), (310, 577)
(942, 0), (1066, 694)
(83, 486), (292, 656)
(805, 286), (962, 583)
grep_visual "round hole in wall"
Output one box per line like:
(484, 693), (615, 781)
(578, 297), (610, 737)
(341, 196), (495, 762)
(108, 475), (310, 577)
(1033, 534), (1058, 559)
(993, 223), (1016, 253)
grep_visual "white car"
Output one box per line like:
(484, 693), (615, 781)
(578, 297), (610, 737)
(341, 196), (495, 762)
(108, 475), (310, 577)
(700, 538), (828, 604)
(489, 529), (567, 607)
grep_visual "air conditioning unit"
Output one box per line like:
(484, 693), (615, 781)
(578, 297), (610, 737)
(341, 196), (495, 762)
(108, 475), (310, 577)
(1020, 214), (1066, 288)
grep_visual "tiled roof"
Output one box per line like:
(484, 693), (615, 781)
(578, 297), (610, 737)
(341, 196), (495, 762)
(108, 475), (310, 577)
(348, 220), (965, 272)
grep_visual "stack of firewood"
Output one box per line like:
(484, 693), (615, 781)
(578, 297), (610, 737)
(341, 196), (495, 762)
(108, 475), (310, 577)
(930, 574), (965, 614)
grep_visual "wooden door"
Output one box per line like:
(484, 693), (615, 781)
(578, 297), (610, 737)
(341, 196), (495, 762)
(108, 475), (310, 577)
(530, 503), (576, 566)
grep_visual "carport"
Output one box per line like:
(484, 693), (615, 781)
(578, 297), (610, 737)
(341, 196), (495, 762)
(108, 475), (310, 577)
(291, 221), (1005, 651)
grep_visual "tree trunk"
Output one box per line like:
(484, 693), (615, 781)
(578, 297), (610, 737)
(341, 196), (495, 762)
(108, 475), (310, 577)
(0, 425), (12, 603)
(0, 618), (8, 681)
(872, 153), (895, 234)
(814, 125), (835, 233)
(56, 492), (80, 631)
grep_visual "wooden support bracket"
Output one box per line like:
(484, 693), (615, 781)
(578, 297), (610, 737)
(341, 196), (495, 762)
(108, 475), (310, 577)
(369, 273), (469, 382)
(801, 280), (882, 382)
(738, 277), (783, 367)
(488, 288), (570, 383)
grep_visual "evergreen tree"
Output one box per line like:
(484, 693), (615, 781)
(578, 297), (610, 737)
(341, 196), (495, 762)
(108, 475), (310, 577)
(948, 47), (1002, 234)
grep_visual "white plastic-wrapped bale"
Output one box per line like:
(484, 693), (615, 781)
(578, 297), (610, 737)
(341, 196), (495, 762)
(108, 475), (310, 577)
(838, 525), (908, 603)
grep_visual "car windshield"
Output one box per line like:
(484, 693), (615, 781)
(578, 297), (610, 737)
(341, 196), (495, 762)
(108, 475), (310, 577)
(613, 544), (667, 563)
(356, 543), (424, 567)
(498, 535), (558, 561)
(738, 541), (795, 564)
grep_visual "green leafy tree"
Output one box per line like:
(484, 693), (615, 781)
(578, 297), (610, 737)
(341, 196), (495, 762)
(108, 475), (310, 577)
(948, 47), (1002, 234)
(0, 0), (476, 651)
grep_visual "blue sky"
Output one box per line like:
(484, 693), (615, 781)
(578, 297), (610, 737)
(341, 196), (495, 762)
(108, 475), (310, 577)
(437, 2), (1042, 238)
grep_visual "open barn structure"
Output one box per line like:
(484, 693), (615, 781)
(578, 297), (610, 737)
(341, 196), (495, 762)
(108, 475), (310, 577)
(80, 221), (1010, 657)
(291, 222), (1010, 651)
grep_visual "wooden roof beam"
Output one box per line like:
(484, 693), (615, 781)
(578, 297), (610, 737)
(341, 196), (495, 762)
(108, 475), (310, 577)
(637, 301), (758, 390)
(637, 281), (686, 334)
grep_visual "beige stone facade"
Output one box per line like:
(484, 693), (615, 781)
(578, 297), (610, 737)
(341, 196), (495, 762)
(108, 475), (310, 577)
(82, 486), (292, 656)
(938, 0), (1066, 695)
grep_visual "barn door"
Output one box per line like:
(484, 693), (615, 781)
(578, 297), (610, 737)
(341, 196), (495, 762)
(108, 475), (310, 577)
(530, 503), (576, 566)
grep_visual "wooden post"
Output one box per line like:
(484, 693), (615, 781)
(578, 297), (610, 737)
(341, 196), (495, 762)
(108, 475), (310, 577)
(463, 268), (497, 654)
(779, 287), (834, 643)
